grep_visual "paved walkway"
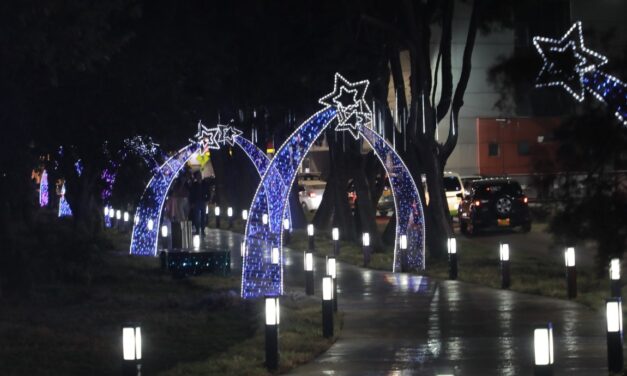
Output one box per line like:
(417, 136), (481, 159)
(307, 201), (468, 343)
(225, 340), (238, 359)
(203, 229), (610, 375)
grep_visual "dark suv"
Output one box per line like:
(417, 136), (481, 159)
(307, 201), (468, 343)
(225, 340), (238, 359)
(458, 179), (531, 235)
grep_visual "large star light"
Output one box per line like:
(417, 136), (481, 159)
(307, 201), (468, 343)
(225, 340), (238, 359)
(217, 123), (243, 146)
(533, 21), (608, 102)
(319, 73), (372, 139)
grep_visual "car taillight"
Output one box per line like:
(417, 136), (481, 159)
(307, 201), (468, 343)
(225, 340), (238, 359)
(522, 196), (528, 204)
(308, 192), (316, 198)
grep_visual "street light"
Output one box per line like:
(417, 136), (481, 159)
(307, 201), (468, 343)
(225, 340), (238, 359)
(564, 247), (577, 299)
(448, 237), (458, 280)
(227, 207), (233, 228)
(400, 234), (408, 273)
(500, 243), (510, 289)
(242, 209), (248, 221)
(122, 323), (141, 376)
(331, 227), (340, 256)
(606, 297), (624, 373)
(271, 247), (280, 265)
(610, 258), (621, 298)
(362, 232), (371, 267)
(264, 295), (280, 370)
(283, 218), (291, 244)
(307, 224), (315, 251)
(304, 251), (314, 295)
(327, 256), (337, 312)
(534, 322), (554, 376)
(214, 206), (221, 228)
(322, 276), (334, 338)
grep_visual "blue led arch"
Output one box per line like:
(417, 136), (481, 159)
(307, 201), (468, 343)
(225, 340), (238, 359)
(241, 73), (425, 299)
(129, 127), (289, 256)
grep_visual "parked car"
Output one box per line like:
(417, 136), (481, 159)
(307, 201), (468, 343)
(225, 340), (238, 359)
(298, 180), (326, 212)
(444, 172), (464, 216)
(461, 175), (482, 195)
(458, 178), (531, 235)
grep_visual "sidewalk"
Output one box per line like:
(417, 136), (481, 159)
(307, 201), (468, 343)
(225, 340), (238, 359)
(206, 229), (610, 375)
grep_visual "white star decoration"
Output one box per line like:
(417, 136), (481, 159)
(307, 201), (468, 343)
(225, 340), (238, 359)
(319, 73), (373, 139)
(533, 21), (608, 102)
(191, 121), (243, 151)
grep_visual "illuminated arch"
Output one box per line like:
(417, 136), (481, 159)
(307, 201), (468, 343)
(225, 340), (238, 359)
(241, 74), (425, 298)
(129, 129), (291, 256)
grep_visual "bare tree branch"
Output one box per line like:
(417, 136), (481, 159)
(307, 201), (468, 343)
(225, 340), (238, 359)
(435, 0), (454, 123)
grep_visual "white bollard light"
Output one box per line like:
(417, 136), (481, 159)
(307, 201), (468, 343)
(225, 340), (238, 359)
(271, 247), (280, 265)
(242, 209), (248, 221)
(161, 225), (168, 238)
(533, 323), (554, 375)
(193, 234), (200, 250)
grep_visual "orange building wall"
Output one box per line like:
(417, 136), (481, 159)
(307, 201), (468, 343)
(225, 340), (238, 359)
(476, 117), (561, 176)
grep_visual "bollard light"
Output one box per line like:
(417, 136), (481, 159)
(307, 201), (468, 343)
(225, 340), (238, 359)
(606, 298), (624, 373)
(147, 219), (154, 231)
(122, 323), (141, 376)
(282, 218), (291, 244)
(264, 295), (280, 370)
(193, 234), (200, 250)
(565, 247), (577, 299)
(242, 209), (248, 221)
(205, 205), (209, 215)
(399, 234), (408, 272)
(304, 251), (314, 295)
(123, 212), (129, 222)
(307, 224), (315, 252)
(610, 258), (622, 297)
(109, 208), (115, 218)
(271, 247), (280, 264)
(116, 210), (122, 220)
(362, 232), (371, 267)
(362, 232), (370, 247)
(240, 241), (246, 257)
(227, 207), (233, 217)
(534, 323), (554, 376)
(262, 213), (268, 225)
(327, 256), (338, 312)
(104, 207), (109, 217)
(161, 225), (168, 238)
(214, 206), (220, 216)
(500, 243), (510, 289)
(332, 227), (340, 256)
(322, 276), (334, 338)
(307, 224), (314, 236)
(283, 218), (290, 231)
(448, 237), (458, 280)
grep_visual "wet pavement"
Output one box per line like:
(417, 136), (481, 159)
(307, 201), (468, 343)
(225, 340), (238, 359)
(201, 229), (611, 375)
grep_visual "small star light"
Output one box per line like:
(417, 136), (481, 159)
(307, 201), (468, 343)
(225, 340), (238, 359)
(319, 73), (373, 139)
(533, 21), (608, 102)
(191, 121), (221, 151)
(217, 123), (243, 146)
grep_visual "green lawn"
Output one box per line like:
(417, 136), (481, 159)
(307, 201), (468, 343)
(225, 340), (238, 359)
(0, 231), (340, 375)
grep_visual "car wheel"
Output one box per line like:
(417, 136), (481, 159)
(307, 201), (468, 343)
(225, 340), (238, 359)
(521, 222), (531, 233)
(495, 196), (513, 216)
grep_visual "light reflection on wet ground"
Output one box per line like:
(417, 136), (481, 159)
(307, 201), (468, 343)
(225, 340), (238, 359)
(201, 229), (610, 375)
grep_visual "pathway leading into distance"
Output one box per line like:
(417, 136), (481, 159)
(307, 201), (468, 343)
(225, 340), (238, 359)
(204, 229), (609, 375)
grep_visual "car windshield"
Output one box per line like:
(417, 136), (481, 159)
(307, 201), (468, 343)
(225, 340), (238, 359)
(473, 182), (522, 198)
(443, 176), (461, 192)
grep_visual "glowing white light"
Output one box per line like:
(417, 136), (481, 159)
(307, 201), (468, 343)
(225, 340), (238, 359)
(116, 210), (122, 220)
(304, 252), (313, 272)
(307, 224), (314, 236)
(534, 325), (554, 366)
(147, 219), (154, 231)
(447, 238), (457, 254)
(265, 296), (280, 325)
(214, 206), (220, 216)
(161, 225), (168, 238)
(271, 247), (280, 264)
(227, 207), (233, 217)
(332, 227), (339, 241)
(104, 207), (109, 216)
(109, 208), (115, 218)
(205, 205), (209, 215)
(283, 218), (290, 231)
(362, 232), (370, 247)
(193, 235), (200, 250)
(134, 215), (139, 225)
(304, 167), (310, 174)
(240, 241), (246, 257)
(327, 257), (336, 279)
(242, 210), (248, 220)
(400, 234), (408, 250)
(123, 212), (129, 222)
(606, 300), (623, 332)
(191, 121), (243, 151)
(262, 213), (268, 225)
(500, 243), (510, 262)
(322, 276), (333, 300)
(122, 326), (142, 361)
(610, 258), (621, 280)
(564, 247), (575, 267)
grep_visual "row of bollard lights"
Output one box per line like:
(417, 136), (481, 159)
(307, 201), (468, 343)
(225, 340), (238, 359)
(446, 237), (624, 375)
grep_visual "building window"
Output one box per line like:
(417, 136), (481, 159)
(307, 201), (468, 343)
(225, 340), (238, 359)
(518, 141), (530, 156)
(488, 143), (499, 157)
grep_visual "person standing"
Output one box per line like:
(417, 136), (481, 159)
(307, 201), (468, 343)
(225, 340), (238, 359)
(190, 171), (206, 235)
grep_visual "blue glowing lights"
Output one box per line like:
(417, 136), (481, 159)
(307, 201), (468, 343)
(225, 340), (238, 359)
(39, 170), (49, 207)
